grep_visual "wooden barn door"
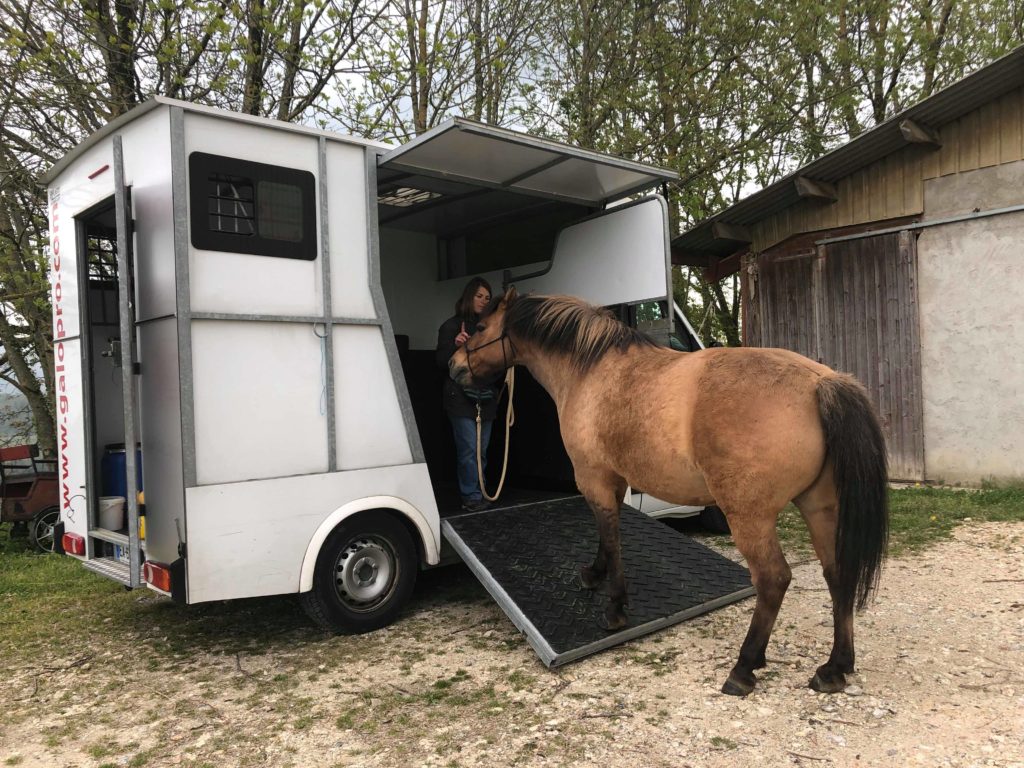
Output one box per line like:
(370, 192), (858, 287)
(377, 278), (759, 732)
(745, 230), (925, 481)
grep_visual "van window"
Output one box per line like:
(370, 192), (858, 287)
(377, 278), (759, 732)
(189, 152), (316, 260)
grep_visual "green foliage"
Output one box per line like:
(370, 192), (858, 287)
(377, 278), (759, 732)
(2, 0), (1022, 445)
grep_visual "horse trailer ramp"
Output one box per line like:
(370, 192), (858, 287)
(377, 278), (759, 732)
(441, 496), (755, 667)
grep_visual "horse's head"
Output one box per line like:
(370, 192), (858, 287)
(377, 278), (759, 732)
(449, 286), (518, 387)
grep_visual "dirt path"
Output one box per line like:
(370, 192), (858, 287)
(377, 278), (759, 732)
(2, 522), (1022, 768)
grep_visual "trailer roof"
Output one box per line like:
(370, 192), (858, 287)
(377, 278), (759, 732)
(40, 97), (391, 185)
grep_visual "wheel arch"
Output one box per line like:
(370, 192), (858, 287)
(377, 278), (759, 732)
(299, 496), (437, 593)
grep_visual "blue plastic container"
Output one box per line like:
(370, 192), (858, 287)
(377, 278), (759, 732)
(101, 444), (143, 499)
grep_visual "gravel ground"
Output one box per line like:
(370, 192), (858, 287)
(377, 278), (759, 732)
(1, 521), (1022, 768)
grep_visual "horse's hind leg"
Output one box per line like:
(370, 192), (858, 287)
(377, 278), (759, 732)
(794, 471), (854, 693)
(722, 512), (792, 696)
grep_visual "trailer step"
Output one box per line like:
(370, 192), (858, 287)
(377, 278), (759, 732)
(442, 497), (754, 667)
(82, 556), (132, 586)
(90, 528), (128, 546)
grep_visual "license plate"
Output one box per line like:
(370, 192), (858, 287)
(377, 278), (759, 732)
(114, 544), (130, 564)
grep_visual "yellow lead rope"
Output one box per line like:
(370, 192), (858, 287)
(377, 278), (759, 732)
(476, 367), (515, 502)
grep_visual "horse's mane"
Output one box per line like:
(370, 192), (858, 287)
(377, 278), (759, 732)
(500, 293), (657, 372)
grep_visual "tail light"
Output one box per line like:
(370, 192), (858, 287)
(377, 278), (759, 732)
(142, 561), (173, 593)
(62, 532), (85, 556)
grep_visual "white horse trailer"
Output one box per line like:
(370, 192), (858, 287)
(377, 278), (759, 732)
(44, 98), (726, 643)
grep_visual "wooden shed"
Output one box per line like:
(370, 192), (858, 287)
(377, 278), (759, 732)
(673, 46), (1024, 485)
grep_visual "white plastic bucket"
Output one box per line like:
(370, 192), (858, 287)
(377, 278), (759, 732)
(98, 496), (126, 530)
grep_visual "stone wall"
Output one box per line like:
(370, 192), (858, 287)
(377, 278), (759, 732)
(917, 159), (1024, 485)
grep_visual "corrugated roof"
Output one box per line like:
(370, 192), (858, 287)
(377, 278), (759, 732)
(672, 44), (1024, 264)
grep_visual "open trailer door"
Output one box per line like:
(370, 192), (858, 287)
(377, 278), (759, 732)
(378, 119), (675, 325)
(112, 137), (143, 588)
(81, 136), (143, 588)
(378, 118), (676, 207)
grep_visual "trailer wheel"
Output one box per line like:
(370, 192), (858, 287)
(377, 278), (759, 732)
(699, 505), (731, 534)
(301, 512), (417, 634)
(29, 506), (60, 553)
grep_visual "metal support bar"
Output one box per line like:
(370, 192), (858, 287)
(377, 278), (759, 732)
(113, 135), (141, 588)
(319, 137), (337, 472)
(816, 203), (1024, 245)
(190, 312), (382, 325)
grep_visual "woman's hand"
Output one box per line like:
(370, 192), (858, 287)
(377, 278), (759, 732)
(455, 322), (470, 347)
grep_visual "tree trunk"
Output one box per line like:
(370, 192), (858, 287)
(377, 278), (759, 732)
(469, 0), (484, 121)
(277, 0), (307, 120)
(243, 0), (267, 115)
(83, 0), (141, 115)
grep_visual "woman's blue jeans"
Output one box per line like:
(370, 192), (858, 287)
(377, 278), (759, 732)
(449, 415), (493, 502)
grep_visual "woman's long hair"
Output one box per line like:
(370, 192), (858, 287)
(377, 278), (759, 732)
(455, 276), (493, 324)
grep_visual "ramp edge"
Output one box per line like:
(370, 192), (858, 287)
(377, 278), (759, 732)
(546, 585), (756, 667)
(442, 519), (560, 667)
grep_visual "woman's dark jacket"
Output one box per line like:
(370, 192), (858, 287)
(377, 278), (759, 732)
(436, 314), (500, 420)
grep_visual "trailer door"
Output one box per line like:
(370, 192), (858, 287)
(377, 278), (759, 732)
(378, 117), (677, 207)
(377, 118), (675, 310)
(112, 137), (143, 587)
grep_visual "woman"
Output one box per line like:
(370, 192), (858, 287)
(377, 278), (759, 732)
(436, 277), (498, 511)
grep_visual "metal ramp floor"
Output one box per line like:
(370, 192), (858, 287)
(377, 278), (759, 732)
(441, 496), (755, 667)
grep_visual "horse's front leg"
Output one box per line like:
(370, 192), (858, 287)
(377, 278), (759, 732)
(578, 478), (628, 630)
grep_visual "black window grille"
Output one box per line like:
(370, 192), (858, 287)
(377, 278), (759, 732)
(209, 175), (256, 236)
(189, 153), (316, 260)
(87, 235), (118, 282)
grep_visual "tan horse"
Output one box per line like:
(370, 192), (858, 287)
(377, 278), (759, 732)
(449, 288), (889, 696)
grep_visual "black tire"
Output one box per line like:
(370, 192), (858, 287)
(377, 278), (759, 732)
(699, 505), (731, 534)
(29, 506), (60, 553)
(301, 511), (417, 634)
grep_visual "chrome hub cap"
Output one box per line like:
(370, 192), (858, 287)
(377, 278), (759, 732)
(334, 536), (397, 611)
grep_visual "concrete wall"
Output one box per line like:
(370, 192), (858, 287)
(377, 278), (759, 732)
(917, 159), (1024, 485)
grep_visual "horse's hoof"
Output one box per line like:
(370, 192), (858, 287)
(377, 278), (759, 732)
(579, 565), (604, 589)
(809, 667), (847, 694)
(721, 670), (756, 697)
(599, 607), (628, 632)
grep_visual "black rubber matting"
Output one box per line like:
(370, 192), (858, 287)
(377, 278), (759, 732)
(441, 496), (755, 667)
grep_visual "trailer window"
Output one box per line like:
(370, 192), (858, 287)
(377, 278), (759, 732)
(189, 152), (316, 260)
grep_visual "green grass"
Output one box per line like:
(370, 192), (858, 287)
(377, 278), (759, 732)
(773, 485), (1024, 556)
(0, 523), (320, 666)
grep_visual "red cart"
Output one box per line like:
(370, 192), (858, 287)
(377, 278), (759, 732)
(1, 444), (59, 552)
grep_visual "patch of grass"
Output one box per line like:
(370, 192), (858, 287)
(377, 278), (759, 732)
(629, 650), (683, 676)
(87, 743), (116, 759)
(0, 523), (319, 668)
(128, 748), (158, 767)
(4, 756), (24, 766)
(505, 669), (536, 691)
(710, 736), (737, 750)
(774, 487), (1024, 557)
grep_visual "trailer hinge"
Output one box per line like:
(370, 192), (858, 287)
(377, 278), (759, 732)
(177, 541), (188, 559)
(132, 361), (142, 375)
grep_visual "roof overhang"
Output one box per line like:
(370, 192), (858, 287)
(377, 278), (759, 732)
(672, 44), (1024, 271)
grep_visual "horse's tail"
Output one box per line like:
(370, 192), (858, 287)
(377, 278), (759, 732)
(816, 373), (889, 613)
